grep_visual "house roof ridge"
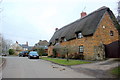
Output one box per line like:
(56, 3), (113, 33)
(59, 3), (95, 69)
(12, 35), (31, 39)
(55, 6), (109, 33)
(49, 6), (111, 44)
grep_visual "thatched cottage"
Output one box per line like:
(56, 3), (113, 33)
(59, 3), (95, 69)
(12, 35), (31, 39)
(48, 6), (120, 60)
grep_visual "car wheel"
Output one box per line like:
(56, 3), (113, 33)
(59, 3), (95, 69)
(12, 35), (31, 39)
(28, 56), (31, 59)
(37, 57), (39, 59)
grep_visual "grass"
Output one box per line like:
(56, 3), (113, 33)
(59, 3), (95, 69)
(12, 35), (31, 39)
(111, 66), (120, 76)
(40, 57), (91, 66)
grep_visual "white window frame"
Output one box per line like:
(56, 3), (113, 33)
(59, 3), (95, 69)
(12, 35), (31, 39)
(78, 32), (83, 38)
(79, 46), (84, 53)
(110, 31), (114, 36)
(63, 38), (67, 42)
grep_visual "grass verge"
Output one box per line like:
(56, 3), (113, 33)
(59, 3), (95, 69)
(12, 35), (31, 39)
(111, 66), (120, 77)
(40, 57), (91, 66)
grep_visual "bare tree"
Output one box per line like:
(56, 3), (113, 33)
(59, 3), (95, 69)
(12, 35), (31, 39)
(0, 33), (2, 53)
(53, 44), (79, 61)
(0, 33), (13, 55)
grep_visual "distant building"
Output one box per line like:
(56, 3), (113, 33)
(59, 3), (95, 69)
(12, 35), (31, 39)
(10, 41), (33, 54)
(34, 40), (49, 53)
(19, 41), (29, 51)
(10, 41), (23, 54)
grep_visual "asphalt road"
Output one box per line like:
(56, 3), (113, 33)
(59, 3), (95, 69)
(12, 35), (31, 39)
(2, 56), (95, 78)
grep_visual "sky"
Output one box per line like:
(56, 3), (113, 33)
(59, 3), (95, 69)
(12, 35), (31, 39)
(0, 0), (119, 46)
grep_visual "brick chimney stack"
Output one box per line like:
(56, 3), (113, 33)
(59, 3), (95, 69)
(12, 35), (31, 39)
(26, 41), (28, 46)
(81, 12), (87, 18)
(55, 28), (59, 31)
(16, 41), (18, 44)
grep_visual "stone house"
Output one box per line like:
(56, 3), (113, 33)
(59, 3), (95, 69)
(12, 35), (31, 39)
(48, 6), (120, 60)
(10, 41), (23, 54)
(19, 41), (29, 51)
(10, 41), (32, 54)
(34, 40), (49, 53)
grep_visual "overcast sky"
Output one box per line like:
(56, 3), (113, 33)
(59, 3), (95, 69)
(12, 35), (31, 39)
(0, 0), (119, 46)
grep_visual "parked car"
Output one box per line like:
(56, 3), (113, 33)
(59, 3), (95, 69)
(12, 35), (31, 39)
(28, 51), (39, 59)
(19, 51), (28, 57)
(1, 53), (7, 56)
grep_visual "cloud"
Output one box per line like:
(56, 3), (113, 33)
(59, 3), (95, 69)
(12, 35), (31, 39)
(2, 0), (118, 46)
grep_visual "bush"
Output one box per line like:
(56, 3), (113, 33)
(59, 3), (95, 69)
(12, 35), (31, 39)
(53, 48), (58, 58)
(9, 49), (15, 55)
(42, 53), (48, 56)
(37, 48), (45, 56)
(48, 55), (53, 58)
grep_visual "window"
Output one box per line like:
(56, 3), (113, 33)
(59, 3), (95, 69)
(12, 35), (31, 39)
(110, 31), (114, 36)
(103, 26), (106, 28)
(61, 37), (67, 42)
(55, 39), (59, 45)
(77, 32), (83, 38)
(55, 39), (59, 43)
(63, 38), (67, 41)
(79, 46), (84, 53)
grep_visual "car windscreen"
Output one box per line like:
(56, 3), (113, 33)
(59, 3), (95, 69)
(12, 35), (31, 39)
(29, 52), (38, 55)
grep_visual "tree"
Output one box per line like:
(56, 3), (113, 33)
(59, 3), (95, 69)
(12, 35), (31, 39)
(37, 48), (45, 56)
(53, 44), (79, 61)
(9, 49), (15, 55)
(0, 33), (12, 54)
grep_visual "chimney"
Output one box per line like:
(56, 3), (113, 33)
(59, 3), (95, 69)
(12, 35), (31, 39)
(81, 12), (87, 18)
(16, 41), (18, 44)
(55, 28), (59, 31)
(26, 41), (28, 46)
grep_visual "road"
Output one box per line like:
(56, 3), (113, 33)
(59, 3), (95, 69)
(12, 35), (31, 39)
(2, 56), (95, 78)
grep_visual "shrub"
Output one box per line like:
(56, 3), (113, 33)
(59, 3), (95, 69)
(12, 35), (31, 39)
(9, 49), (15, 55)
(37, 48), (45, 56)
(42, 53), (48, 56)
(48, 55), (53, 58)
(53, 48), (58, 58)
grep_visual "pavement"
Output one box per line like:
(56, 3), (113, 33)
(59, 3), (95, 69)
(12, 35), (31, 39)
(0, 56), (6, 80)
(70, 58), (120, 78)
(2, 56), (95, 78)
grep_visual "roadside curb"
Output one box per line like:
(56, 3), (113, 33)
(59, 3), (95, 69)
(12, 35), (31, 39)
(0, 58), (6, 68)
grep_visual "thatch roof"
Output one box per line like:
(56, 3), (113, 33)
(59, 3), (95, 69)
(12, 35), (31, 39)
(49, 6), (120, 45)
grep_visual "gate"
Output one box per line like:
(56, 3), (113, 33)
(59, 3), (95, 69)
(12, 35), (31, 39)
(105, 40), (120, 58)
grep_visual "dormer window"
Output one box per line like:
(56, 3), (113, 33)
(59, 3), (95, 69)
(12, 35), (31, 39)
(110, 31), (114, 36)
(61, 37), (67, 42)
(77, 32), (83, 38)
(55, 39), (59, 45)
(63, 38), (67, 41)
(55, 39), (59, 43)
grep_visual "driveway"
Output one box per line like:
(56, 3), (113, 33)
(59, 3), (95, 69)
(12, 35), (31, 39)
(2, 56), (94, 78)
(71, 59), (120, 78)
